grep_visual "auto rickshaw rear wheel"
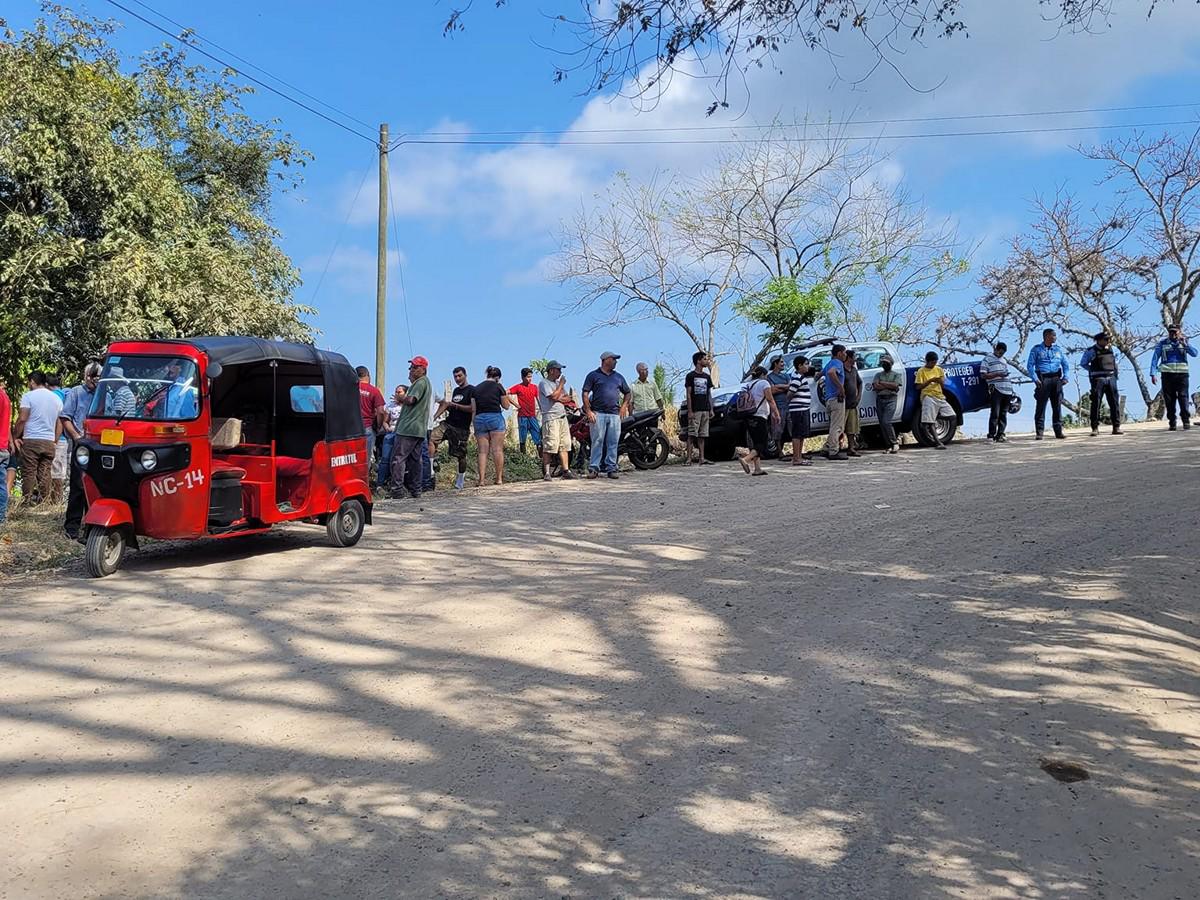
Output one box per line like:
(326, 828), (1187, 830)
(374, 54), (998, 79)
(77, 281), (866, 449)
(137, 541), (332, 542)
(85, 527), (127, 578)
(327, 498), (365, 547)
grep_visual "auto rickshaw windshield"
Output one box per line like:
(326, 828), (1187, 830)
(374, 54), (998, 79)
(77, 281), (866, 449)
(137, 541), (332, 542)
(88, 355), (201, 421)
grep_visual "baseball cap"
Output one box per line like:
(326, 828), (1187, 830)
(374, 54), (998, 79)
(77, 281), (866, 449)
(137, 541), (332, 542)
(408, 356), (429, 368)
(545, 359), (566, 370)
(600, 351), (621, 361)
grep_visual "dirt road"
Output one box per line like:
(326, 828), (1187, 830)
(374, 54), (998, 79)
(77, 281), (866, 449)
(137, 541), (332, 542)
(2, 426), (1197, 899)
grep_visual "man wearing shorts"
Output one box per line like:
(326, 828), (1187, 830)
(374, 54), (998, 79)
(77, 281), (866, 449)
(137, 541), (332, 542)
(538, 360), (575, 481)
(915, 351), (954, 450)
(435, 367), (474, 490)
(683, 351), (715, 465)
(787, 355), (813, 466)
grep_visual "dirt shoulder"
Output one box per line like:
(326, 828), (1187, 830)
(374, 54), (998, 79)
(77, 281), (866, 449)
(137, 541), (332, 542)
(1, 426), (1197, 898)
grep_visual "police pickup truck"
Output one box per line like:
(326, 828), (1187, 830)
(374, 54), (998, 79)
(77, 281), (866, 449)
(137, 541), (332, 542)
(679, 339), (990, 460)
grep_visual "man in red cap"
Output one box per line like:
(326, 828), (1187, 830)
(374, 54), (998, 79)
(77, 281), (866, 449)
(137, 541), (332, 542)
(390, 356), (432, 499)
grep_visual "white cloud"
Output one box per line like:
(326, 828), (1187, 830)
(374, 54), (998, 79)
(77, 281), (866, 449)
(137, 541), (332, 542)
(333, 5), (1200, 239)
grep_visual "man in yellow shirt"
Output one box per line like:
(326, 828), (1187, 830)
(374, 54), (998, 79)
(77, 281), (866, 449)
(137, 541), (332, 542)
(914, 351), (955, 450)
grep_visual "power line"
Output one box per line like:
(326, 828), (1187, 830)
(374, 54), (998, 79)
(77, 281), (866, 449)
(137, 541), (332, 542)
(125, 0), (374, 131)
(412, 101), (1200, 139)
(102, 0), (378, 145)
(306, 151), (375, 305)
(393, 119), (1198, 149)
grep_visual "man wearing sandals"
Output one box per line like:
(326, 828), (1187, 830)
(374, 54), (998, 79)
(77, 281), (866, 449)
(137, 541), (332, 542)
(787, 356), (814, 466)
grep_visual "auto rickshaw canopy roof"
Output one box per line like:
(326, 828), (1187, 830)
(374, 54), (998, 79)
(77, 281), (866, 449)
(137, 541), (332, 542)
(160, 336), (363, 443)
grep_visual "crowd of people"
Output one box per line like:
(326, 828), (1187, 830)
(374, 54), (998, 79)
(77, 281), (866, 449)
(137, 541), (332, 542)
(0, 324), (1194, 532)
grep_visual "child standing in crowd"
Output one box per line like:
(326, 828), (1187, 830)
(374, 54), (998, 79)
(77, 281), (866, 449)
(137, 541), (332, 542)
(787, 356), (813, 466)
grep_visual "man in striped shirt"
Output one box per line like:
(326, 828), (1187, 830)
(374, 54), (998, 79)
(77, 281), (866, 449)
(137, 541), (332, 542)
(981, 341), (1014, 442)
(787, 355), (813, 466)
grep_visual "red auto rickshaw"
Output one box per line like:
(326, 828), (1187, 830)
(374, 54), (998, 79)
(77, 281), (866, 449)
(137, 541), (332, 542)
(76, 336), (372, 577)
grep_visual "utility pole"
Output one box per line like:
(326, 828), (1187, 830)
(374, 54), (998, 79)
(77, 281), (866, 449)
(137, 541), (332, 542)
(375, 123), (388, 389)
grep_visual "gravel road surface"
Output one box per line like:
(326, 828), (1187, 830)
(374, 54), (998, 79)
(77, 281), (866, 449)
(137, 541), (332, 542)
(2, 425), (1197, 899)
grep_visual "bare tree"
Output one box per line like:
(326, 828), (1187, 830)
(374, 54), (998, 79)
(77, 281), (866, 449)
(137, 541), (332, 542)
(686, 127), (965, 367)
(444, 2), (1136, 112)
(556, 173), (739, 384)
(1085, 129), (1200, 330)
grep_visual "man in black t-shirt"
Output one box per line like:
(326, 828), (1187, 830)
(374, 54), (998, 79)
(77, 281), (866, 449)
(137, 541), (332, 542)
(434, 366), (475, 490)
(683, 350), (716, 466)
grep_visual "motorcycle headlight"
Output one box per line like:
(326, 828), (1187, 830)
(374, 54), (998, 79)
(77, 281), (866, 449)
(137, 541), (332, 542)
(140, 449), (159, 471)
(75, 445), (90, 467)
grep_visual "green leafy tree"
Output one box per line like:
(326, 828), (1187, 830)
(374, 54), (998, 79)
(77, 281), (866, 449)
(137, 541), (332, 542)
(652, 362), (675, 406)
(733, 276), (835, 364)
(0, 6), (313, 387)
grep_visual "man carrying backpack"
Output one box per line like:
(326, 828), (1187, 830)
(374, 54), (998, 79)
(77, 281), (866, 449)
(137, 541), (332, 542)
(821, 345), (849, 461)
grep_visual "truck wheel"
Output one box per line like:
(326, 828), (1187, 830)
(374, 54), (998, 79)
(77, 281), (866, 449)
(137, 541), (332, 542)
(327, 499), (365, 548)
(933, 417), (958, 445)
(85, 527), (126, 578)
(630, 430), (670, 469)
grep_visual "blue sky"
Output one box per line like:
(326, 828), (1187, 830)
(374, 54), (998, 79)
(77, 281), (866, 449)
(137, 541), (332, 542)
(9, 1), (1200, 427)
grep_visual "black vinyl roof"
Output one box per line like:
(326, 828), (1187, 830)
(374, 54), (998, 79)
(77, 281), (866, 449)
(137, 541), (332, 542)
(174, 336), (353, 370)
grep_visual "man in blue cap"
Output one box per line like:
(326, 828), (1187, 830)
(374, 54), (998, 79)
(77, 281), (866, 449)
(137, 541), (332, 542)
(581, 351), (630, 479)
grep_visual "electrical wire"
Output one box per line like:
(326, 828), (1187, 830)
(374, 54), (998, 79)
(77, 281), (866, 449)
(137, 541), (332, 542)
(393, 119), (1198, 149)
(102, 0), (378, 145)
(306, 152), (375, 305)
(125, 0), (375, 131)
(413, 100), (1200, 139)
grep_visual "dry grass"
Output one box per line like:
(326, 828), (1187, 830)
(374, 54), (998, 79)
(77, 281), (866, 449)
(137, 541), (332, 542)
(0, 500), (81, 575)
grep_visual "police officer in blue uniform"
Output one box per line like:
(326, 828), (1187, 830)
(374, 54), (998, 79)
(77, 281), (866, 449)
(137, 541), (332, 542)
(1026, 327), (1070, 440)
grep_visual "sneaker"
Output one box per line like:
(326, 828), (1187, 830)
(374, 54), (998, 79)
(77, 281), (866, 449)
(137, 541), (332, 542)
(826, 451), (848, 461)
(1054, 432), (1066, 440)
(1035, 433), (1044, 441)
(454, 474), (465, 490)
(1184, 421), (1192, 430)
(607, 471), (620, 479)
(559, 469), (576, 480)
(1169, 423), (1177, 431)
(587, 469), (599, 479)
(543, 473), (553, 481)
(995, 435), (1008, 443)
(1091, 427), (1099, 436)
(1112, 428), (1123, 435)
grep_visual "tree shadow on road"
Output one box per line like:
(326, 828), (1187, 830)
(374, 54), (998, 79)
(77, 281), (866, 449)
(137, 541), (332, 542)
(2, 438), (1197, 898)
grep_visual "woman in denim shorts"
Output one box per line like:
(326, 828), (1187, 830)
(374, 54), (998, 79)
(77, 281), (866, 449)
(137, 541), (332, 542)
(472, 366), (513, 486)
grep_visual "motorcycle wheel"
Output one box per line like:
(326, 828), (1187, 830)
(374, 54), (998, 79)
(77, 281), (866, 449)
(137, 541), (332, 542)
(630, 429), (670, 470)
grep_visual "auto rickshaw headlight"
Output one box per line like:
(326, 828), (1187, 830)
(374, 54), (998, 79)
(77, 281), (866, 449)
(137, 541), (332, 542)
(140, 449), (159, 471)
(75, 445), (90, 468)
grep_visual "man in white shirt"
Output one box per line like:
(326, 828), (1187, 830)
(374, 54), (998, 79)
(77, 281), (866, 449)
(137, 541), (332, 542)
(13, 371), (64, 506)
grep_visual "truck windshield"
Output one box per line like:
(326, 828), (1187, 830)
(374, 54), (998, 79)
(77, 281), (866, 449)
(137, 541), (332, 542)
(88, 355), (200, 421)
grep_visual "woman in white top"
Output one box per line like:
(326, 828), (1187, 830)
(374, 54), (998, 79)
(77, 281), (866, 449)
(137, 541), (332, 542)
(739, 365), (781, 476)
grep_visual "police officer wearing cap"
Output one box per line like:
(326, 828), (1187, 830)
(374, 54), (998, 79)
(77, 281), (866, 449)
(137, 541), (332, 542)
(1080, 332), (1124, 437)
(1150, 323), (1197, 430)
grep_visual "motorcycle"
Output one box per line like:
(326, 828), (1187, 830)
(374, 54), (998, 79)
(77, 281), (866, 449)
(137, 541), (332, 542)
(565, 404), (671, 471)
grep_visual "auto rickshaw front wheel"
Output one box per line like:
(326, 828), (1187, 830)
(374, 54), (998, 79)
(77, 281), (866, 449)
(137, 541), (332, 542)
(85, 527), (127, 578)
(326, 499), (365, 548)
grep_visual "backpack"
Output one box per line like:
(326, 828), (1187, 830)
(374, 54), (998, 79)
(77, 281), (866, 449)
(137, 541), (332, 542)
(731, 380), (761, 419)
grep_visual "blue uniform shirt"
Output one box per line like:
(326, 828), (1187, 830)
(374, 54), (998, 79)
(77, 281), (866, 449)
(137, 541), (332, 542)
(59, 384), (96, 436)
(1026, 343), (1070, 380)
(1150, 337), (1197, 376)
